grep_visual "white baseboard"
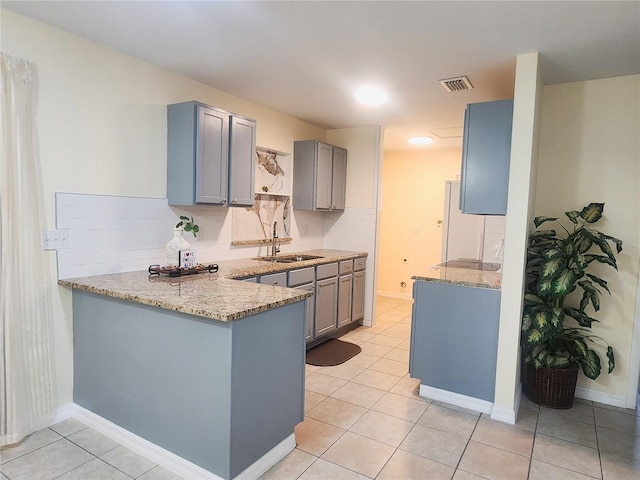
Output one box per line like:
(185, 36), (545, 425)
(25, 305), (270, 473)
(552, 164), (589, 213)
(575, 386), (627, 408)
(377, 290), (413, 300)
(419, 385), (493, 414)
(72, 405), (222, 480)
(488, 384), (521, 425)
(53, 403), (75, 424)
(71, 404), (295, 480)
(234, 434), (295, 480)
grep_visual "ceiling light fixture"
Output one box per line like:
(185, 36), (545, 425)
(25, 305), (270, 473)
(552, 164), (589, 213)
(355, 85), (388, 106)
(408, 136), (433, 145)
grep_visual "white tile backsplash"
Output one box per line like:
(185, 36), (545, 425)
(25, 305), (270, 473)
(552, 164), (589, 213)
(481, 215), (506, 263)
(484, 215), (506, 233)
(54, 192), (327, 279)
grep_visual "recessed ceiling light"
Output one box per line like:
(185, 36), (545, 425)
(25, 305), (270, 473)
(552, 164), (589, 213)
(355, 85), (388, 106)
(408, 136), (433, 145)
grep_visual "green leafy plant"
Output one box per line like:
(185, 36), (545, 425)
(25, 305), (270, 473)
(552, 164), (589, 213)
(176, 215), (199, 238)
(521, 202), (622, 379)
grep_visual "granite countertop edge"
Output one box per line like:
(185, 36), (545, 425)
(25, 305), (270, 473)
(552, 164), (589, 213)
(59, 249), (368, 322)
(411, 266), (502, 291)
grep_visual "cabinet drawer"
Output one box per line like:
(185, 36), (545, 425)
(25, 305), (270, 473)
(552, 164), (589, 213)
(259, 272), (287, 286)
(316, 262), (338, 280)
(241, 277), (257, 283)
(339, 260), (353, 275)
(354, 257), (366, 271)
(288, 267), (315, 287)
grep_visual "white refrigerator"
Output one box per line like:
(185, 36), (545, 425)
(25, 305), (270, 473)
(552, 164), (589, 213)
(441, 180), (486, 262)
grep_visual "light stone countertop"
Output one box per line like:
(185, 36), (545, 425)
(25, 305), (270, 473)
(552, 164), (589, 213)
(59, 249), (368, 322)
(412, 265), (502, 290)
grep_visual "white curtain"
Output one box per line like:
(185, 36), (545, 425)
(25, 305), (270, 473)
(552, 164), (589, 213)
(1, 52), (55, 446)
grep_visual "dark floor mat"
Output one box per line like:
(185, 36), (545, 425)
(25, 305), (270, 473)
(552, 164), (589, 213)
(306, 338), (362, 366)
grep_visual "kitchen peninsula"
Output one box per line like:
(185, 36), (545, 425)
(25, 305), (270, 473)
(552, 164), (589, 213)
(59, 249), (366, 480)
(409, 264), (502, 414)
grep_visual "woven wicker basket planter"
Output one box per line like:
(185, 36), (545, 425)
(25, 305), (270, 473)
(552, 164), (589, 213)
(525, 363), (579, 409)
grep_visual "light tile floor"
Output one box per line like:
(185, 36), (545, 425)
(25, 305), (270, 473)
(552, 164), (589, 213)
(2, 296), (638, 480)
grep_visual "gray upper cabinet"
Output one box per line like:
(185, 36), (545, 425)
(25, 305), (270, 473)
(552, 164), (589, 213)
(167, 101), (255, 207)
(331, 146), (347, 211)
(460, 99), (513, 215)
(229, 115), (256, 206)
(293, 140), (347, 211)
(315, 142), (334, 209)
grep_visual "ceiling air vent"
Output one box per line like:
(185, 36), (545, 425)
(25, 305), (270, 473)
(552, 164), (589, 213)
(439, 76), (474, 92)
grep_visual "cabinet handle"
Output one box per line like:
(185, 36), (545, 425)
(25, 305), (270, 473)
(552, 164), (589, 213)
(220, 199), (227, 205)
(232, 198), (237, 204)
(273, 281), (278, 285)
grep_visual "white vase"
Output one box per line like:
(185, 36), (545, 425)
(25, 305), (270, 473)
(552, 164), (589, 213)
(165, 228), (190, 266)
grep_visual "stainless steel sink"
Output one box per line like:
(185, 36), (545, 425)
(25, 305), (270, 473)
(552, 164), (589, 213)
(253, 254), (324, 263)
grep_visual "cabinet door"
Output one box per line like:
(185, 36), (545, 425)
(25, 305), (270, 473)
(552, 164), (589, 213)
(460, 99), (513, 215)
(337, 274), (353, 327)
(315, 142), (334, 210)
(197, 105), (229, 205)
(410, 281), (501, 402)
(352, 270), (365, 322)
(294, 283), (315, 342)
(315, 276), (337, 337)
(228, 115), (256, 207)
(331, 147), (347, 211)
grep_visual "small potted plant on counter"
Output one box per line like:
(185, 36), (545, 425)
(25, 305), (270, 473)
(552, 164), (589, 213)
(176, 215), (199, 237)
(165, 216), (200, 266)
(521, 202), (622, 409)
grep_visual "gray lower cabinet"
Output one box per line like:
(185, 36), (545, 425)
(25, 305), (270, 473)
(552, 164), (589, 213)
(293, 140), (347, 212)
(315, 277), (338, 337)
(167, 101), (255, 207)
(410, 280), (500, 402)
(259, 271), (287, 286)
(249, 258), (365, 344)
(337, 260), (353, 327)
(352, 270), (365, 322)
(337, 274), (353, 327)
(288, 267), (316, 342)
(315, 263), (339, 337)
(293, 283), (315, 342)
(73, 290), (305, 479)
(460, 99), (513, 215)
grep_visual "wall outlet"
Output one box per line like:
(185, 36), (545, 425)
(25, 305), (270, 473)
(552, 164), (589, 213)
(42, 229), (70, 250)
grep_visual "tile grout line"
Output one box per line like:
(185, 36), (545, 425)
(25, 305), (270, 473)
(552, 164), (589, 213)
(594, 404), (604, 480)
(449, 407), (482, 478)
(525, 402), (541, 480)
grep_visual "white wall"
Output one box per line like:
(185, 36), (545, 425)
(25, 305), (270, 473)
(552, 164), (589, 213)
(492, 52), (543, 423)
(535, 75), (640, 403)
(325, 127), (382, 325)
(1, 9), (341, 408)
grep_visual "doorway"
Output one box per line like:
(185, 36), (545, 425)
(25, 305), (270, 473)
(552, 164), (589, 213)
(376, 147), (462, 300)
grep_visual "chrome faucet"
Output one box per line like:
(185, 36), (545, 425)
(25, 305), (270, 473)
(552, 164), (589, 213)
(271, 221), (280, 256)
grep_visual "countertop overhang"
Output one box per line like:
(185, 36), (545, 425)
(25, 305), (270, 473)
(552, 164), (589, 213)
(412, 265), (501, 290)
(59, 249), (368, 322)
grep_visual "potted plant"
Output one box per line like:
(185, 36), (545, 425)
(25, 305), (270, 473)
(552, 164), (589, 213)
(176, 215), (199, 237)
(165, 216), (200, 266)
(521, 202), (622, 408)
